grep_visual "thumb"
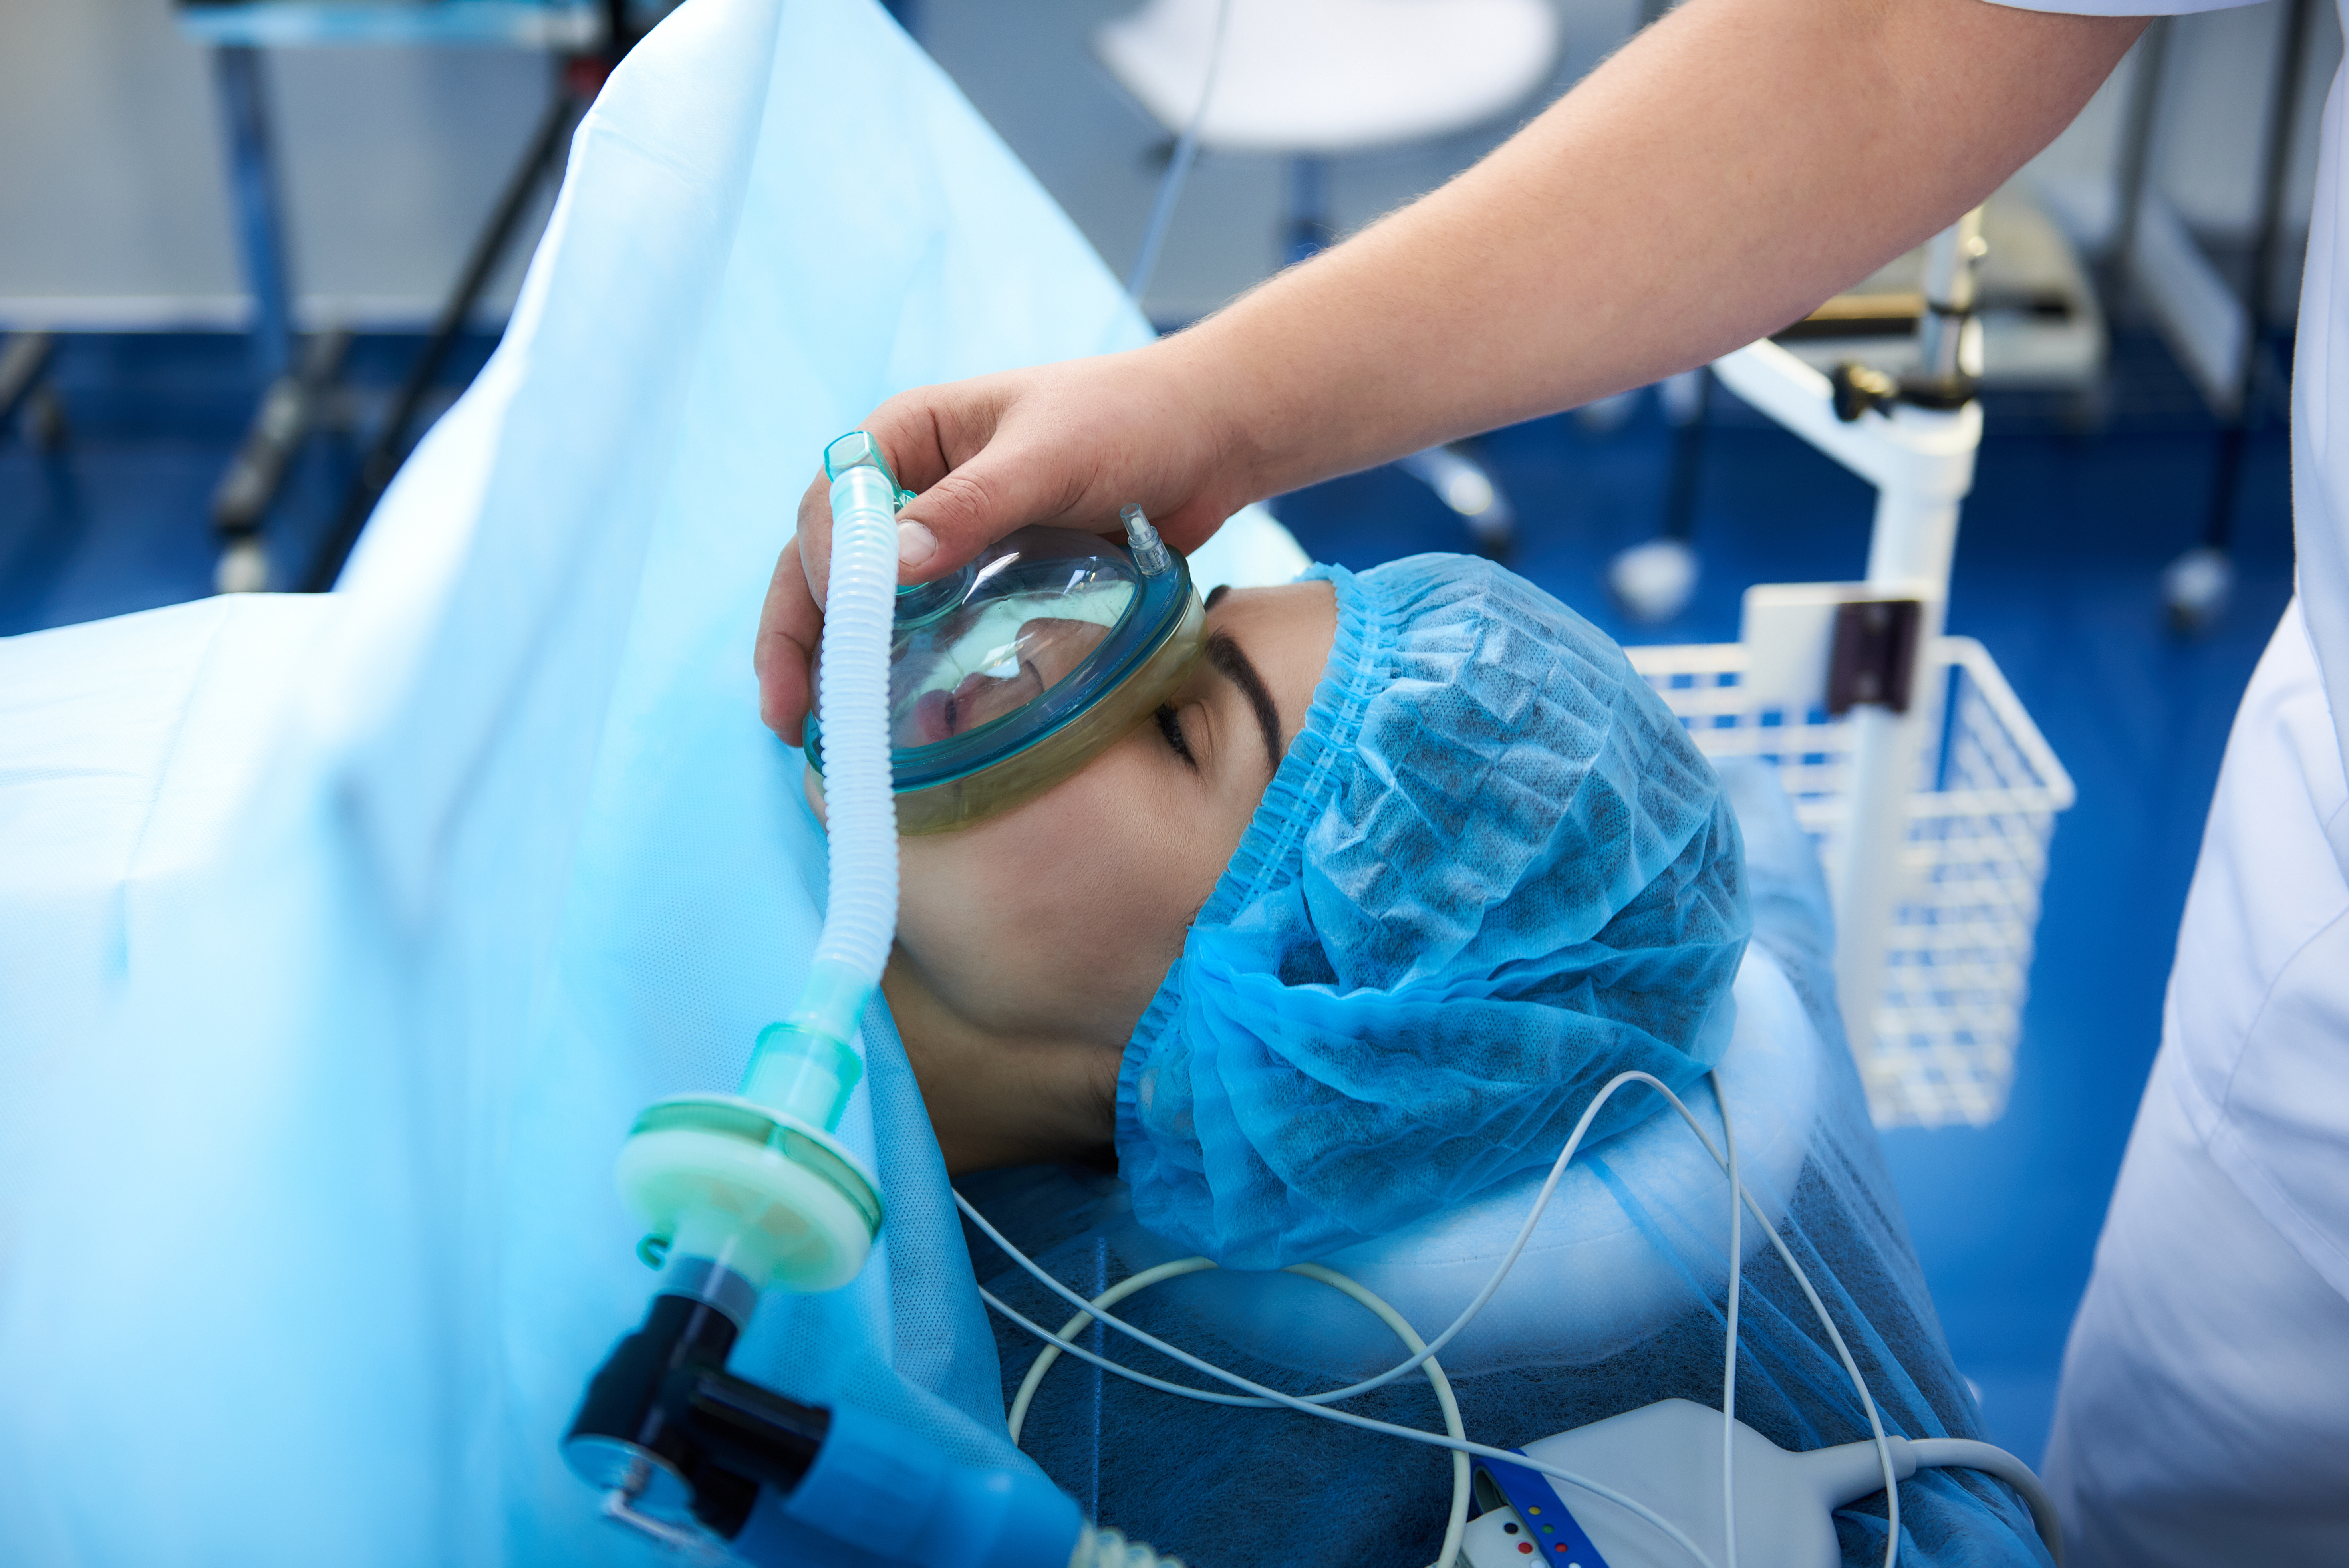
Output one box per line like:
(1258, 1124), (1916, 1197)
(793, 470), (836, 604)
(890, 439), (1082, 583)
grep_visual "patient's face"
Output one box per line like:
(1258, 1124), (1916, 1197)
(897, 579), (1336, 1033)
(880, 579), (1336, 1166)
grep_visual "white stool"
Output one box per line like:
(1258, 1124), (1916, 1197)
(1095, 0), (1562, 550)
(1095, 0), (1562, 160)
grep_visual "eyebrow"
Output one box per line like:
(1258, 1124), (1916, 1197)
(1206, 627), (1283, 776)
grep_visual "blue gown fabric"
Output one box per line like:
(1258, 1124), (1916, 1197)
(1122, 556), (1750, 1269)
(0, 2), (2046, 1563)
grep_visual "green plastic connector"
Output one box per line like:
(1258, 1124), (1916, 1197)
(741, 1021), (864, 1133)
(823, 430), (916, 509)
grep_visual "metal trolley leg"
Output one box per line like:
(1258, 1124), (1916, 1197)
(301, 79), (584, 590)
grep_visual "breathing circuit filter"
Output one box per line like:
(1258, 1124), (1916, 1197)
(806, 490), (1207, 835)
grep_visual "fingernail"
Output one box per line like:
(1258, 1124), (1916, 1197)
(897, 520), (937, 570)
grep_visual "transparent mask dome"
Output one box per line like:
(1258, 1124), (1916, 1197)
(807, 521), (1205, 834)
(890, 535), (1141, 747)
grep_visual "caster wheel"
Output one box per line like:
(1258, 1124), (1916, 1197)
(216, 536), (271, 595)
(1608, 538), (1699, 625)
(2161, 545), (2232, 635)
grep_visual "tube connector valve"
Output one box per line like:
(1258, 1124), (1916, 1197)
(1120, 504), (1173, 577)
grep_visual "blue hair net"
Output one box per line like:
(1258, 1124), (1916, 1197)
(1119, 555), (1751, 1268)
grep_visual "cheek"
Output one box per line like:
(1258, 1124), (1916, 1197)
(1029, 752), (1226, 961)
(896, 750), (1219, 1028)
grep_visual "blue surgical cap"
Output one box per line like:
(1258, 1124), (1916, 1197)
(1117, 554), (1750, 1269)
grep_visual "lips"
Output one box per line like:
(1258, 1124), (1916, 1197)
(896, 617), (1112, 747)
(907, 666), (1035, 744)
(909, 687), (958, 744)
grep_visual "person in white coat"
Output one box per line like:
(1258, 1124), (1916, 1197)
(758, 1), (2349, 1562)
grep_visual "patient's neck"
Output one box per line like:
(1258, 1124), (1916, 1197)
(881, 950), (1124, 1175)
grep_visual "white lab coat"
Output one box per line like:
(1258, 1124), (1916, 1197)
(1995, 0), (2349, 1562)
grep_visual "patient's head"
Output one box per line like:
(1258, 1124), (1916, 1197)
(880, 578), (1338, 1170)
(880, 555), (1748, 1226)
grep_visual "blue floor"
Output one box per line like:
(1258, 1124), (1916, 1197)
(0, 326), (2296, 1469)
(0, 332), (496, 615)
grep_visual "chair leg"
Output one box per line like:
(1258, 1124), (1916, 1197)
(303, 74), (583, 591)
(213, 47), (296, 386)
(0, 333), (62, 450)
(1284, 156), (1334, 265)
(211, 328), (352, 593)
(1399, 445), (1515, 559)
(1608, 369), (1710, 624)
(2165, 0), (2314, 636)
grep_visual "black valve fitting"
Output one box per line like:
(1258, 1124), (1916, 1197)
(566, 1293), (741, 1517)
(566, 1288), (834, 1540)
(1830, 362), (1900, 422)
(1829, 359), (1980, 422)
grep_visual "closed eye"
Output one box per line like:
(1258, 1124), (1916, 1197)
(1155, 703), (1197, 768)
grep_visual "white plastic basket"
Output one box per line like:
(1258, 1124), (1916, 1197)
(1627, 635), (2075, 1129)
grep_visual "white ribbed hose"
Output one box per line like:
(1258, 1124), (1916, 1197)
(738, 462), (902, 1127)
(805, 464), (903, 1026)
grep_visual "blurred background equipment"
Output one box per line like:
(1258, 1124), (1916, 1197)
(1771, 197), (2103, 405)
(177, 0), (651, 595)
(2111, 0), (2326, 633)
(0, 0), (675, 609)
(1608, 185), (2095, 624)
(0, 333), (69, 455)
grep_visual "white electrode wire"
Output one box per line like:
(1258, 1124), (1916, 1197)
(971, 1273), (1715, 1568)
(1720, 1154), (1901, 1568)
(1005, 1257), (1473, 1568)
(1123, 0), (1233, 302)
(972, 1067), (1684, 1416)
(961, 1066), (1906, 1568)
(1008, 1258), (1218, 1440)
(1211, 1070), (1729, 1409)
(958, 1087), (1745, 1568)
(1907, 1441), (2063, 1564)
(1656, 1099), (1901, 1567)
(1283, 1262), (1472, 1568)
(977, 1281), (1271, 1410)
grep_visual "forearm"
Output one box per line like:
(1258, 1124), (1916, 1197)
(758, 0), (2141, 737)
(1176, 0), (2143, 499)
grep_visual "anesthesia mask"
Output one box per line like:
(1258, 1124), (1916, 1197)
(563, 435), (1213, 1552)
(805, 434), (1207, 834)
